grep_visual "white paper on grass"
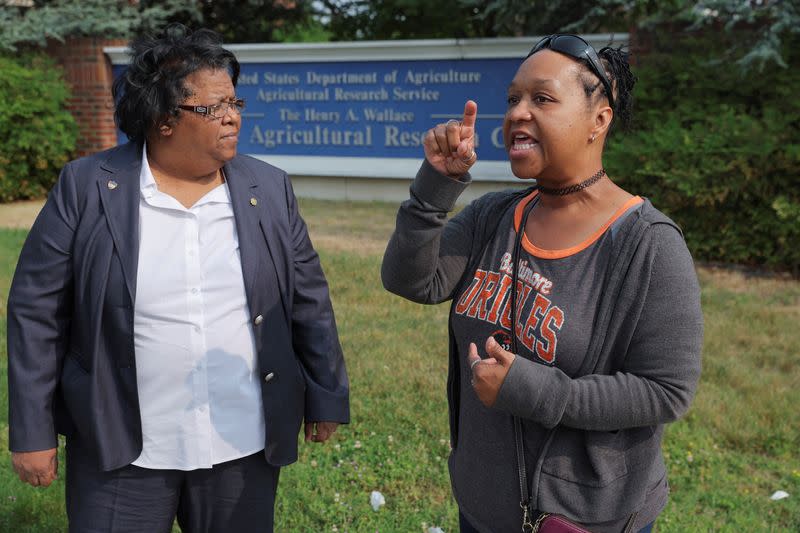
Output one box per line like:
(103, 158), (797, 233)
(428, 528), (445, 533)
(370, 490), (386, 511)
(770, 490), (789, 501)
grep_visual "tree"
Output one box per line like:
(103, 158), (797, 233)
(142, 0), (325, 43)
(318, 0), (796, 68)
(318, 0), (476, 40)
(317, 0), (655, 40)
(0, 0), (323, 52)
(461, 0), (797, 69)
(673, 0), (800, 69)
(459, 0), (638, 36)
(0, 0), (200, 52)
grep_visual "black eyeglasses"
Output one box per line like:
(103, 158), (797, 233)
(528, 34), (615, 110)
(177, 98), (245, 119)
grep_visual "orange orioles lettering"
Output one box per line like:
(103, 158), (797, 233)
(456, 258), (564, 364)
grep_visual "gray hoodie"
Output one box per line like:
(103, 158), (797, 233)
(381, 161), (703, 532)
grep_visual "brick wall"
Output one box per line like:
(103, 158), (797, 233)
(45, 37), (127, 157)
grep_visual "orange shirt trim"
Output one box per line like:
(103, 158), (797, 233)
(513, 192), (644, 259)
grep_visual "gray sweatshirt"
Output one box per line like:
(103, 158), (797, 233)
(381, 161), (703, 532)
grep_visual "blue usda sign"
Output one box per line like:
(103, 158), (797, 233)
(107, 35), (626, 182)
(236, 60), (514, 161)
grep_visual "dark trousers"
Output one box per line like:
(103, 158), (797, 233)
(66, 438), (280, 533)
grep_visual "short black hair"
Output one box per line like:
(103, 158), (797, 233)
(113, 24), (240, 143)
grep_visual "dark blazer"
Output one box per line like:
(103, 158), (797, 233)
(7, 141), (349, 470)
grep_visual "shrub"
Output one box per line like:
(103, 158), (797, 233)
(606, 33), (800, 275)
(0, 53), (77, 202)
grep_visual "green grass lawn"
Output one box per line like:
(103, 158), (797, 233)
(0, 199), (798, 532)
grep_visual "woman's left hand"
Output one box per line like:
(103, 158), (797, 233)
(468, 337), (516, 407)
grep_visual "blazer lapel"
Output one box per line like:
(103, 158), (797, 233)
(97, 143), (141, 304)
(225, 159), (263, 312)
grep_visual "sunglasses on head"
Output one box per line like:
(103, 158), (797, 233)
(528, 34), (615, 111)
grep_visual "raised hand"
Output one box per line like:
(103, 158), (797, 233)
(12, 448), (58, 487)
(423, 100), (478, 177)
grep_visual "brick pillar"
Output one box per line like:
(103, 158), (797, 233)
(45, 37), (127, 157)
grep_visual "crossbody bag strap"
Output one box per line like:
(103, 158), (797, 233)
(514, 417), (534, 532)
(510, 197), (538, 532)
(511, 200), (649, 533)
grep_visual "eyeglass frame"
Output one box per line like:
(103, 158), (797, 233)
(177, 98), (246, 119)
(527, 34), (615, 111)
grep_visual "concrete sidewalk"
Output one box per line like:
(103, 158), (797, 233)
(0, 200), (45, 229)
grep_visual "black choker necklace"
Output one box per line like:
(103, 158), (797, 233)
(537, 169), (606, 196)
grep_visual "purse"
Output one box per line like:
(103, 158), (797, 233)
(532, 513), (593, 533)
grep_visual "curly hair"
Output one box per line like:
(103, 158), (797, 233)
(112, 24), (240, 143)
(570, 46), (637, 136)
(597, 46), (637, 134)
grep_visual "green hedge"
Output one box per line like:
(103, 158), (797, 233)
(605, 33), (800, 275)
(0, 53), (77, 202)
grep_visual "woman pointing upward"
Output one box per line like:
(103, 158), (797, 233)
(382, 35), (703, 533)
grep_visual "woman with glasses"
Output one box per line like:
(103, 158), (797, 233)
(382, 34), (702, 532)
(7, 24), (349, 532)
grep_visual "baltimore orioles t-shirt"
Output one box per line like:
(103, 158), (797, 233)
(448, 191), (659, 531)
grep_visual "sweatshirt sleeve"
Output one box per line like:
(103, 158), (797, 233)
(494, 224), (704, 430)
(381, 159), (476, 305)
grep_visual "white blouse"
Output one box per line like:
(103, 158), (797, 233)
(131, 146), (265, 470)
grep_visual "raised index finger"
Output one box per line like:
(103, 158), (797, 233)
(462, 100), (478, 130)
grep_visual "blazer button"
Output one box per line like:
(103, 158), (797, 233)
(264, 372), (275, 383)
(254, 314), (264, 325)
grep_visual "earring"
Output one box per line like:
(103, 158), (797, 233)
(590, 134), (596, 143)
